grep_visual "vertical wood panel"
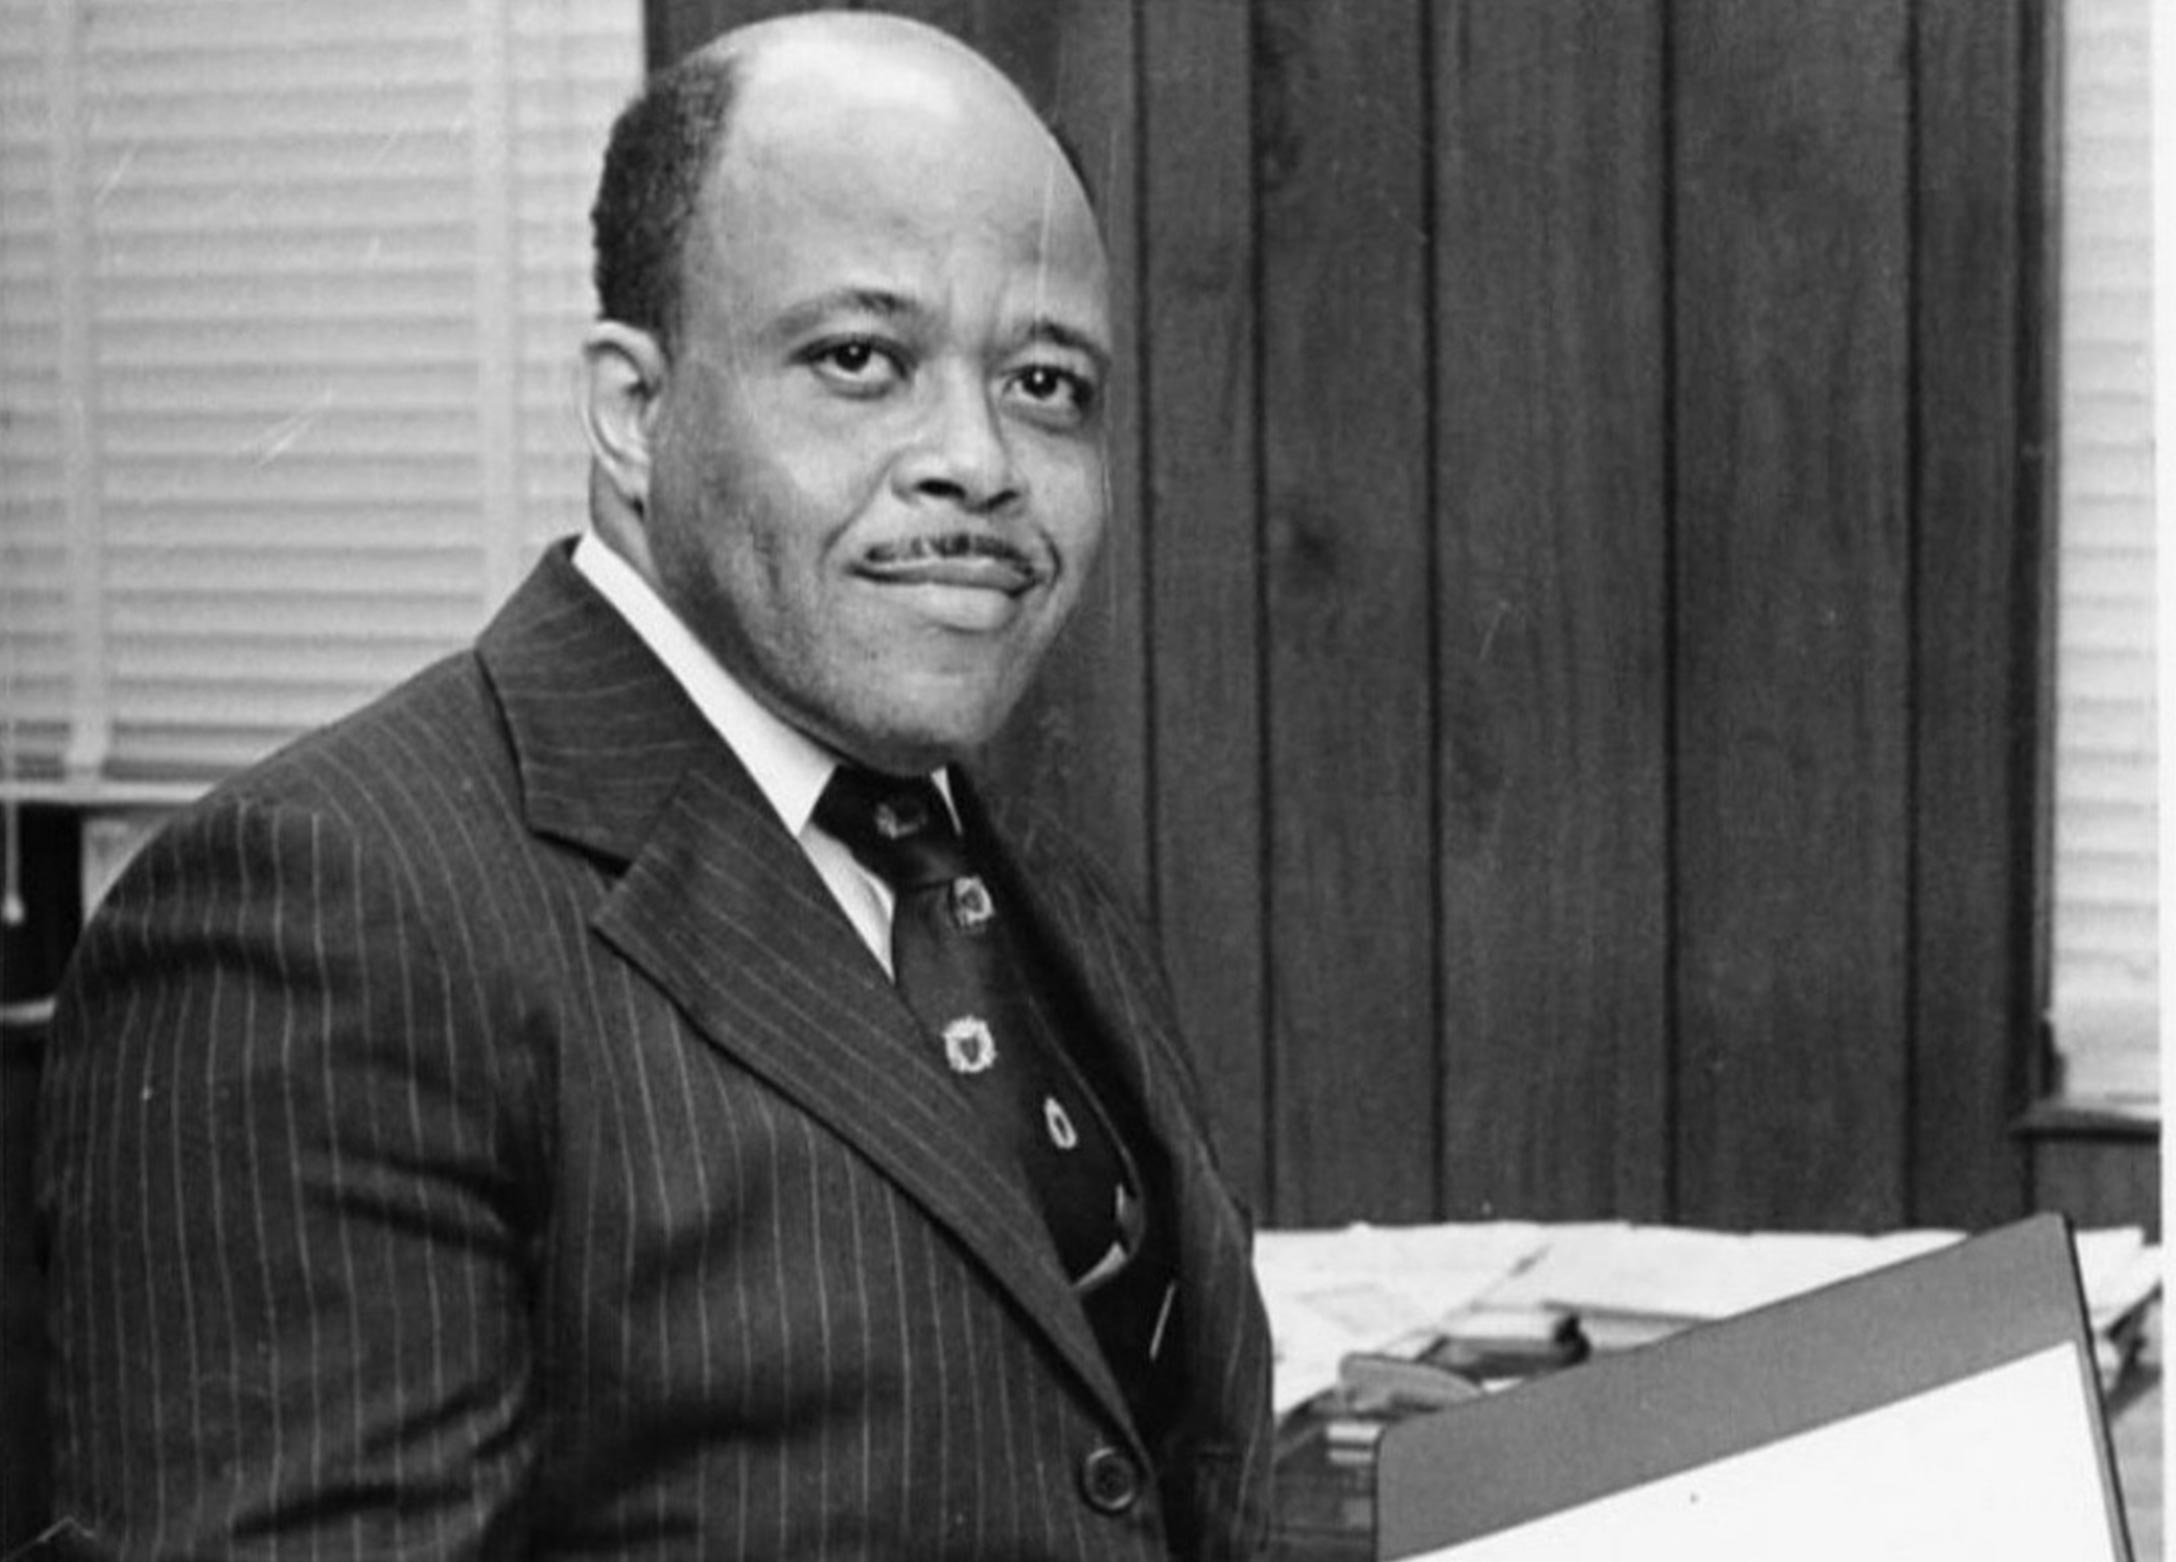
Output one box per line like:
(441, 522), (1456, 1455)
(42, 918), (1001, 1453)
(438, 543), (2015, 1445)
(1430, 0), (1672, 1221)
(1672, 0), (1916, 1229)
(2016, 0), (2061, 1126)
(1140, 0), (1270, 1208)
(1910, 0), (2038, 1227)
(1257, 0), (1437, 1223)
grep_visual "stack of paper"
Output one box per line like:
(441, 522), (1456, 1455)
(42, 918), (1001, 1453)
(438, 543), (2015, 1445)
(1252, 1222), (1549, 1413)
(1253, 1220), (2163, 1412)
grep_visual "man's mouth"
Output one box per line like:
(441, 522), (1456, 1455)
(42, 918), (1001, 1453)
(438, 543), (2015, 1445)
(857, 534), (1043, 595)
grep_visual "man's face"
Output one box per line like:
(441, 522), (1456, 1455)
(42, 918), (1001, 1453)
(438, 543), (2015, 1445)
(639, 54), (1111, 776)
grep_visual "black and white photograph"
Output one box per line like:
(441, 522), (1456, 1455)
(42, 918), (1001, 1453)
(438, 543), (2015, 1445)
(0, 2), (2162, 1557)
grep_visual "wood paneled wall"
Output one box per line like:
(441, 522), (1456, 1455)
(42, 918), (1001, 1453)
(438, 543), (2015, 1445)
(648, 0), (2050, 1233)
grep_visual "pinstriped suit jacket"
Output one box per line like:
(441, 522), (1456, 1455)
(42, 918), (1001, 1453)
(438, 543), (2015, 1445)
(36, 544), (1275, 1560)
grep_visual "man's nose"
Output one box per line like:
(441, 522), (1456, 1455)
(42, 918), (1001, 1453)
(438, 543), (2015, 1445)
(893, 367), (1021, 513)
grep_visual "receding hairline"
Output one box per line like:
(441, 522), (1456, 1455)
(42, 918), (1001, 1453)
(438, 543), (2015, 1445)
(688, 10), (1094, 214)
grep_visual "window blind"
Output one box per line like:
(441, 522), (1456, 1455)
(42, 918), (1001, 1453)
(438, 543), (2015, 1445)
(2051, 0), (2158, 1102)
(0, 7), (71, 783)
(0, 0), (640, 793)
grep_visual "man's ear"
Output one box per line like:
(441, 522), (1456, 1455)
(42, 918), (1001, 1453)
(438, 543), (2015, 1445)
(582, 322), (669, 515)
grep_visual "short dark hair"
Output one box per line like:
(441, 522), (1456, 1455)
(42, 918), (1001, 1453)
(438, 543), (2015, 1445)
(590, 48), (745, 356)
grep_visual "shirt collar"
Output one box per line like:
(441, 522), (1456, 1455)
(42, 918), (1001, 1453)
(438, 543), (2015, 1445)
(570, 531), (954, 835)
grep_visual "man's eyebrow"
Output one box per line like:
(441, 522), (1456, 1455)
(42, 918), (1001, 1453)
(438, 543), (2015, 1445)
(1023, 318), (1111, 375)
(771, 287), (924, 338)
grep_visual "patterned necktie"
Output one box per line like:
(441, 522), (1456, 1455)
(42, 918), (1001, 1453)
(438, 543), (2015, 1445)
(813, 765), (1145, 1291)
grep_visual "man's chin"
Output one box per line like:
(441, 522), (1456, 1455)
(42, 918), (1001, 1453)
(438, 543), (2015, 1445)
(815, 686), (1024, 778)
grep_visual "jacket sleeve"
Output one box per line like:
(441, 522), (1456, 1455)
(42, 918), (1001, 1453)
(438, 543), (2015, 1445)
(36, 791), (543, 1560)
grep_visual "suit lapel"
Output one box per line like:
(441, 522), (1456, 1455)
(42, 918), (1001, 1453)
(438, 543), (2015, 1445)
(593, 756), (1139, 1432)
(476, 549), (1135, 1436)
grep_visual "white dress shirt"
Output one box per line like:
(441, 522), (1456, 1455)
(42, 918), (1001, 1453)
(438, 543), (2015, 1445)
(571, 532), (950, 976)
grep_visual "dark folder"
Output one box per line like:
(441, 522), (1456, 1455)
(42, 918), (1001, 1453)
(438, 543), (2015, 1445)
(1375, 1214), (2133, 1559)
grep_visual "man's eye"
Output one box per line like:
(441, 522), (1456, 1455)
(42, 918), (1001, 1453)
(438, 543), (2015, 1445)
(1009, 364), (1097, 420)
(808, 340), (904, 390)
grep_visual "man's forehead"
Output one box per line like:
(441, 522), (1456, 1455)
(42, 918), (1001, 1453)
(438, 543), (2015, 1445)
(700, 149), (1107, 299)
(717, 20), (1097, 239)
(688, 39), (1106, 328)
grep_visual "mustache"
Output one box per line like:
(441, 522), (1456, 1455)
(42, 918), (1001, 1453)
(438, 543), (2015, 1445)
(862, 533), (1038, 571)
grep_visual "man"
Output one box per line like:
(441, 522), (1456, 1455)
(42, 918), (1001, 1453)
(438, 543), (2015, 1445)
(36, 12), (1273, 1559)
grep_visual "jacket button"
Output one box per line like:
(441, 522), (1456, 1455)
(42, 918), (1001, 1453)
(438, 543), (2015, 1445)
(1079, 1444), (1143, 1514)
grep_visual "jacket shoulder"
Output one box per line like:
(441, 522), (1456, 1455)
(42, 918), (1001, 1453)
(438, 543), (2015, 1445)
(223, 649), (510, 819)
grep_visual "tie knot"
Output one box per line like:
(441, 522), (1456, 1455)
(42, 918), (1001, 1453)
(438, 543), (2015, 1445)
(814, 766), (969, 890)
